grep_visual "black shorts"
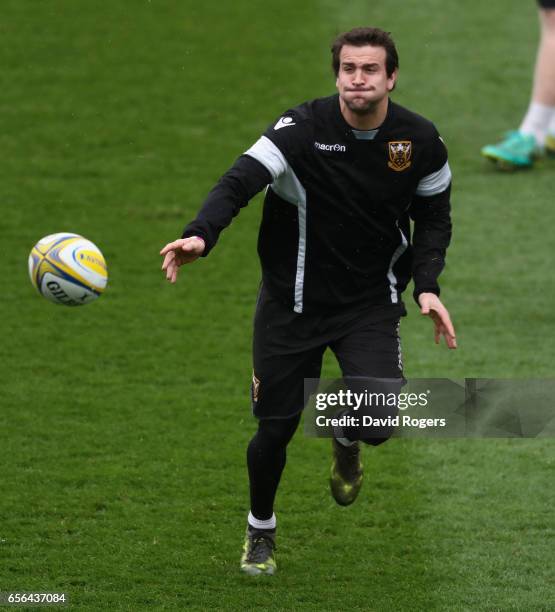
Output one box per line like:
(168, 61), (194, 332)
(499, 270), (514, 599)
(252, 284), (406, 420)
(538, 0), (555, 8)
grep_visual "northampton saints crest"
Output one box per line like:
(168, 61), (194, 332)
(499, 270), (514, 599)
(387, 141), (412, 171)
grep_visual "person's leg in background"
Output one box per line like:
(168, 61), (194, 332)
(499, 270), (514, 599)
(482, 3), (555, 169)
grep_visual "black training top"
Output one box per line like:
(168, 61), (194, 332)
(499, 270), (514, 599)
(182, 94), (452, 314)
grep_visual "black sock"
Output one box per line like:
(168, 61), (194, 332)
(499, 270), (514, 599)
(247, 414), (301, 520)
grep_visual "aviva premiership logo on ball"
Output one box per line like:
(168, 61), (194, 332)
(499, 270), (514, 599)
(28, 233), (108, 306)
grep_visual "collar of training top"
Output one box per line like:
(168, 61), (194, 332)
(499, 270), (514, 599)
(332, 94), (394, 143)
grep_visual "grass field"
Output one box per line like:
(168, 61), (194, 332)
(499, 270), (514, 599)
(1, 0), (554, 609)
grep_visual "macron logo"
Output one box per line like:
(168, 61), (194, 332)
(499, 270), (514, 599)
(314, 141), (346, 152)
(274, 116), (296, 130)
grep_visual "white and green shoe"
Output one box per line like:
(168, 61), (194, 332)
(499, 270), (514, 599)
(481, 131), (539, 169)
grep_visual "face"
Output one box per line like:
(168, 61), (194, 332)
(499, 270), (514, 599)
(335, 44), (397, 115)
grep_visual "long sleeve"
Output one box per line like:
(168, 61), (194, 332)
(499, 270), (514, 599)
(181, 154), (272, 255)
(410, 184), (452, 300)
(409, 133), (452, 302)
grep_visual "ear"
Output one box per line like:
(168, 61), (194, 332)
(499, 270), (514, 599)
(387, 69), (398, 92)
(335, 75), (339, 90)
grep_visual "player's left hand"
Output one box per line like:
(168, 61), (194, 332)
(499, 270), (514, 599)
(418, 292), (457, 349)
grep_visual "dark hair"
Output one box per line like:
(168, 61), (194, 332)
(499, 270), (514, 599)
(331, 27), (399, 77)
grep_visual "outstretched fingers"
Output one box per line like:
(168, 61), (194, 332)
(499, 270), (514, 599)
(160, 236), (205, 284)
(160, 239), (183, 256)
(434, 311), (457, 349)
(161, 250), (175, 272)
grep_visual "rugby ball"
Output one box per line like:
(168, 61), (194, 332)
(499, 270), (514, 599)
(28, 233), (108, 306)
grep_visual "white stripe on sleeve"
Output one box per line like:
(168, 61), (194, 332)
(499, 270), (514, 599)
(415, 161), (452, 197)
(246, 135), (308, 313)
(244, 136), (288, 180)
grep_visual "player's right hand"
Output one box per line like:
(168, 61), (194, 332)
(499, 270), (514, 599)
(159, 236), (205, 283)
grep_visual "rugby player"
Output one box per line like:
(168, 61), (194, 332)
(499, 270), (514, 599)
(160, 27), (456, 576)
